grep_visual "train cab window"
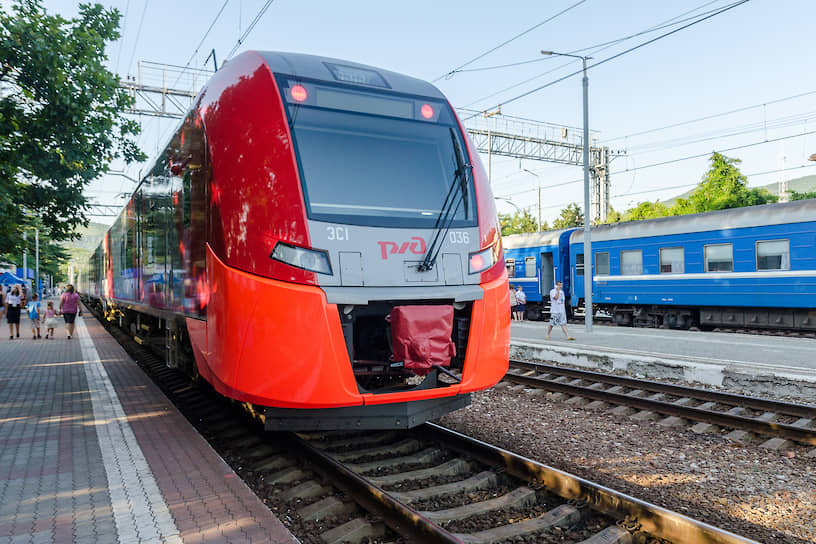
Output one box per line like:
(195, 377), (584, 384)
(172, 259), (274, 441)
(278, 77), (476, 228)
(621, 250), (642, 275)
(705, 243), (733, 272)
(505, 258), (515, 278)
(756, 239), (790, 270)
(595, 252), (609, 275)
(660, 247), (684, 273)
(575, 254), (584, 276)
(524, 257), (536, 277)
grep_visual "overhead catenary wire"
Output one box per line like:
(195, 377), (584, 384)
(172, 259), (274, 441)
(605, 89), (816, 143)
(453, 0), (724, 76)
(114, 0), (131, 75)
(611, 162), (816, 199)
(125, 0), (150, 77)
(225, 0), (276, 60)
(458, 0), (737, 110)
(432, 0), (588, 83)
(497, 162), (816, 216)
(463, 0), (751, 120)
(496, 128), (816, 198)
(169, 0), (231, 89)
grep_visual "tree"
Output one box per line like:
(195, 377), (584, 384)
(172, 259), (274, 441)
(552, 203), (583, 229)
(499, 209), (540, 236)
(685, 152), (777, 213)
(790, 190), (816, 201)
(0, 1), (145, 255)
(622, 200), (671, 221)
(603, 206), (623, 224)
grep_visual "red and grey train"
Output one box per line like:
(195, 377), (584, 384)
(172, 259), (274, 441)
(82, 51), (510, 430)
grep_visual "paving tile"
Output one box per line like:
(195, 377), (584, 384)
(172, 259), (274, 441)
(1, 308), (299, 544)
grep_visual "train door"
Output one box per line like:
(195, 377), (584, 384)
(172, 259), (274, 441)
(540, 252), (554, 300)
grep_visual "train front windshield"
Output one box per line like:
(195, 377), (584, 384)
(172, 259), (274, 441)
(278, 77), (477, 228)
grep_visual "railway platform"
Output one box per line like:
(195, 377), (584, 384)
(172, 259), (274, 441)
(510, 321), (816, 401)
(0, 308), (300, 544)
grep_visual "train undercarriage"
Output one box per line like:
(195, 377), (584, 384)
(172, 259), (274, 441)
(600, 303), (816, 332)
(82, 294), (477, 430)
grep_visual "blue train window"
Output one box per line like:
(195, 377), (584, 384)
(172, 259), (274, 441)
(756, 240), (789, 270)
(596, 252), (609, 275)
(505, 258), (515, 278)
(660, 247), (684, 273)
(705, 244), (733, 272)
(621, 250), (643, 275)
(576, 254), (584, 276)
(524, 257), (536, 277)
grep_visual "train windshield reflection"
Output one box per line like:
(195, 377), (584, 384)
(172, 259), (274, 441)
(279, 79), (477, 228)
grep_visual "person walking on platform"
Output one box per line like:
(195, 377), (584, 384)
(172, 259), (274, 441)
(59, 284), (81, 339)
(43, 301), (58, 339)
(5, 285), (22, 339)
(509, 285), (518, 320)
(546, 281), (574, 341)
(514, 285), (527, 321)
(27, 293), (41, 339)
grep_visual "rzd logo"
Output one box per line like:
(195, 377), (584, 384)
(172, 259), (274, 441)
(377, 237), (426, 260)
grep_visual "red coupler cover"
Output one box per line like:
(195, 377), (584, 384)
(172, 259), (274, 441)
(390, 305), (456, 376)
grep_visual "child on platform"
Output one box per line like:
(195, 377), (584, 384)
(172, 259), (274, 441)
(27, 293), (41, 339)
(43, 301), (58, 339)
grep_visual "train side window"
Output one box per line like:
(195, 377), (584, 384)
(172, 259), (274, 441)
(576, 253), (584, 276)
(505, 258), (515, 278)
(705, 243), (733, 272)
(756, 239), (789, 270)
(621, 250), (642, 275)
(524, 257), (536, 277)
(660, 247), (684, 273)
(595, 252), (609, 275)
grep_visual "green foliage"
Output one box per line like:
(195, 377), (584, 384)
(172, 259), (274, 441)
(0, 0), (145, 255)
(499, 209), (541, 235)
(622, 200), (672, 221)
(686, 152), (777, 212)
(0, 235), (69, 283)
(790, 190), (816, 201)
(552, 203), (583, 229)
(602, 206), (623, 224)
(607, 153), (778, 225)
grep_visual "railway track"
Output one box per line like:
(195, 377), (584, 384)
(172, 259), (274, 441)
(505, 359), (816, 449)
(92, 308), (762, 544)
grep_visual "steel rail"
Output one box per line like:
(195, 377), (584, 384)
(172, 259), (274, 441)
(285, 432), (464, 544)
(421, 423), (757, 544)
(510, 359), (816, 418)
(505, 361), (816, 445)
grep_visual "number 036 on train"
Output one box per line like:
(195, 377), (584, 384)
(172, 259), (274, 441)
(81, 51), (510, 430)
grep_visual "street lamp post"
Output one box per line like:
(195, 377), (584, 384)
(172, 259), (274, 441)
(522, 168), (543, 231)
(541, 50), (593, 332)
(494, 196), (522, 214)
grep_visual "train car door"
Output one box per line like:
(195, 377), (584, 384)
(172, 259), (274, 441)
(540, 252), (554, 299)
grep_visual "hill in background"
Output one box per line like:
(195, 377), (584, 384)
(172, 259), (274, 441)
(66, 222), (108, 252)
(663, 174), (816, 206)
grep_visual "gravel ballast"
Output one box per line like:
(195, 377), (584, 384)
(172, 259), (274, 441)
(438, 387), (815, 544)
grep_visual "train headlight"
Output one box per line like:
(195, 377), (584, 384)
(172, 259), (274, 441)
(468, 243), (498, 274)
(271, 242), (333, 275)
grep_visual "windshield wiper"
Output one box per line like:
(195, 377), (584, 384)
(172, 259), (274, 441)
(418, 128), (471, 272)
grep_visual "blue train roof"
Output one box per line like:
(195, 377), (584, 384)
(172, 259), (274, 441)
(257, 51), (445, 99)
(570, 199), (816, 243)
(503, 228), (577, 249)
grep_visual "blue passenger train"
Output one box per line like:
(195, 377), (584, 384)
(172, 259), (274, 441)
(503, 199), (816, 331)
(503, 229), (576, 321)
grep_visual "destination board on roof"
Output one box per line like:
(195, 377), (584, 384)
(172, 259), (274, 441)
(324, 63), (390, 88)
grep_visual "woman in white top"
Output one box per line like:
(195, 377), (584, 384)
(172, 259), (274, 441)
(5, 285), (22, 339)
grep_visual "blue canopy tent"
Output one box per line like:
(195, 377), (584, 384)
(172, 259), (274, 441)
(0, 271), (26, 286)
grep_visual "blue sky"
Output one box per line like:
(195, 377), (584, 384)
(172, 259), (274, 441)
(38, 0), (816, 224)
